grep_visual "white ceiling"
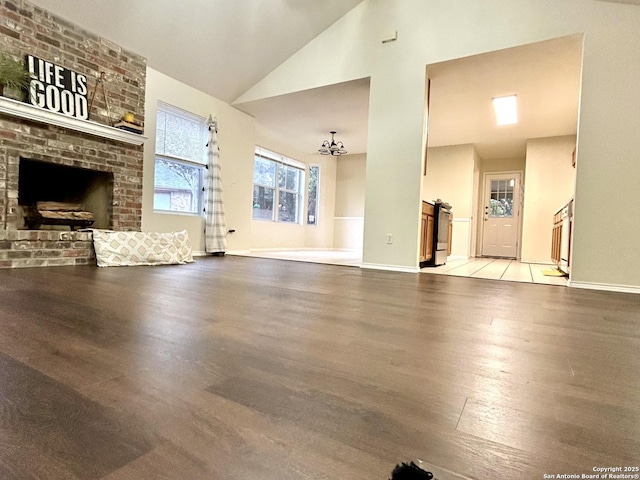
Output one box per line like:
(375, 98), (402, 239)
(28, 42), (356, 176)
(27, 0), (364, 103)
(427, 34), (584, 159)
(236, 34), (583, 159)
(27, 2), (588, 159)
(234, 78), (371, 156)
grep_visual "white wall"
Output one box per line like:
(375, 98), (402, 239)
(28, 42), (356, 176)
(250, 124), (337, 251)
(521, 135), (576, 263)
(422, 145), (475, 258)
(334, 154), (366, 250)
(144, 69), (337, 255)
(143, 68), (255, 253)
(481, 157), (526, 175)
(235, 0), (640, 289)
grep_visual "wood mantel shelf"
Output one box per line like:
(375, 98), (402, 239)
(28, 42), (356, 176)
(0, 96), (147, 146)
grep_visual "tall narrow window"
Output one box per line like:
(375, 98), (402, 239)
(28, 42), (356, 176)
(252, 155), (276, 221)
(307, 165), (320, 225)
(154, 102), (207, 214)
(252, 147), (305, 224)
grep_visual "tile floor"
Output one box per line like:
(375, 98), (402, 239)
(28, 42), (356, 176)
(230, 250), (568, 286)
(421, 257), (569, 286)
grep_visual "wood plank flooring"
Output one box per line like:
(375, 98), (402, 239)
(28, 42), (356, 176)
(0, 256), (639, 479)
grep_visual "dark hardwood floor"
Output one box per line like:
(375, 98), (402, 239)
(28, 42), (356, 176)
(0, 256), (639, 479)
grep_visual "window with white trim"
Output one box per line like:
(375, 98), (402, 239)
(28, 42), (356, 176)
(307, 165), (320, 225)
(154, 102), (207, 214)
(252, 147), (305, 224)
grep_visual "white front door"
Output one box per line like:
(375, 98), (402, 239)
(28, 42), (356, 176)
(481, 173), (522, 258)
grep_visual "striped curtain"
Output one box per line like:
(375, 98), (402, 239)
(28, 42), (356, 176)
(204, 116), (227, 254)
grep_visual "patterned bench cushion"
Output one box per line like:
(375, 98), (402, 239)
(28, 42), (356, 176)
(92, 230), (194, 267)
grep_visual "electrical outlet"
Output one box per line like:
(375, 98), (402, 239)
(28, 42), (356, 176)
(386, 233), (393, 244)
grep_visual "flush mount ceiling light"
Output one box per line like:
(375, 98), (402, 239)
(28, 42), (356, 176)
(318, 131), (347, 156)
(492, 95), (518, 125)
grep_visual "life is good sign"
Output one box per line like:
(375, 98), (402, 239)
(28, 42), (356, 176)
(26, 55), (88, 120)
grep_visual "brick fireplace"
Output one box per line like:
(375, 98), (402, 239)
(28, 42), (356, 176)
(0, 0), (147, 267)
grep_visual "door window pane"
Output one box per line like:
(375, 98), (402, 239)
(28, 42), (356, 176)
(489, 178), (515, 218)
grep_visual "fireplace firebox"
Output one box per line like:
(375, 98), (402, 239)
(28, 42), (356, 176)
(18, 158), (114, 230)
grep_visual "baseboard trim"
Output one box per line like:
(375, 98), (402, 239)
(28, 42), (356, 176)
(360, 263), (420, 273)
(240, 247), (357, 253)
(568, 280), (640, 295)
(225, 250), (251, 256)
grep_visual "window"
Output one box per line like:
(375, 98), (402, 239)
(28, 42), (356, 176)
(154, 102), (207, 214)
(252, 147), (305, 223)
(307, 165), (320, 225)
(489, 178), (515, 217)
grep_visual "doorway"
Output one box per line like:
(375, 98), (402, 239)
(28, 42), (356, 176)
(421, 34), (583, 280)
(480, 172), (522, 258)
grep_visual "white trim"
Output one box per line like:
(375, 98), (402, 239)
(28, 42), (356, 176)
(246, 247), (359, 253)
(447, 255), (469, 261)
(157, 100), (206, 123)
(360, 263), (420, 273)
(520, 259), (558, 265)
(452, 217), (471, 223)
(192, 250), (208, 257)
(568, 280), (640, 295)
(255, 145), (305, 169)
(334, 216), (364, 221)
(226, 250), (252, 256)
(152, 208), (203, 217)
(0, 96), (146, 145)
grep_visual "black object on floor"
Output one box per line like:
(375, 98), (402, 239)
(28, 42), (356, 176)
(390, 461), (434, 479)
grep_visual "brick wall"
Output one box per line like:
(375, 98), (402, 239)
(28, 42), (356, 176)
(0, 0), (147, 267)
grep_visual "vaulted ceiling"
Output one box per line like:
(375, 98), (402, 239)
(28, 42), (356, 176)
(26, 1), (636, 159)
(27, 0), (364, 103)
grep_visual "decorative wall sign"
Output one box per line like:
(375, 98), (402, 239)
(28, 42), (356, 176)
(26, 55), (88, 120)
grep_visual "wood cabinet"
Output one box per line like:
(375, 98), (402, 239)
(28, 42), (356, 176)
(420, 201), (435, 264)
(551, 199), (573, 273)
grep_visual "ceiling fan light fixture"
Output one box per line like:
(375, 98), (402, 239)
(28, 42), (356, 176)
(319, 131), (347, 156)
(492, 95), (518, 125)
